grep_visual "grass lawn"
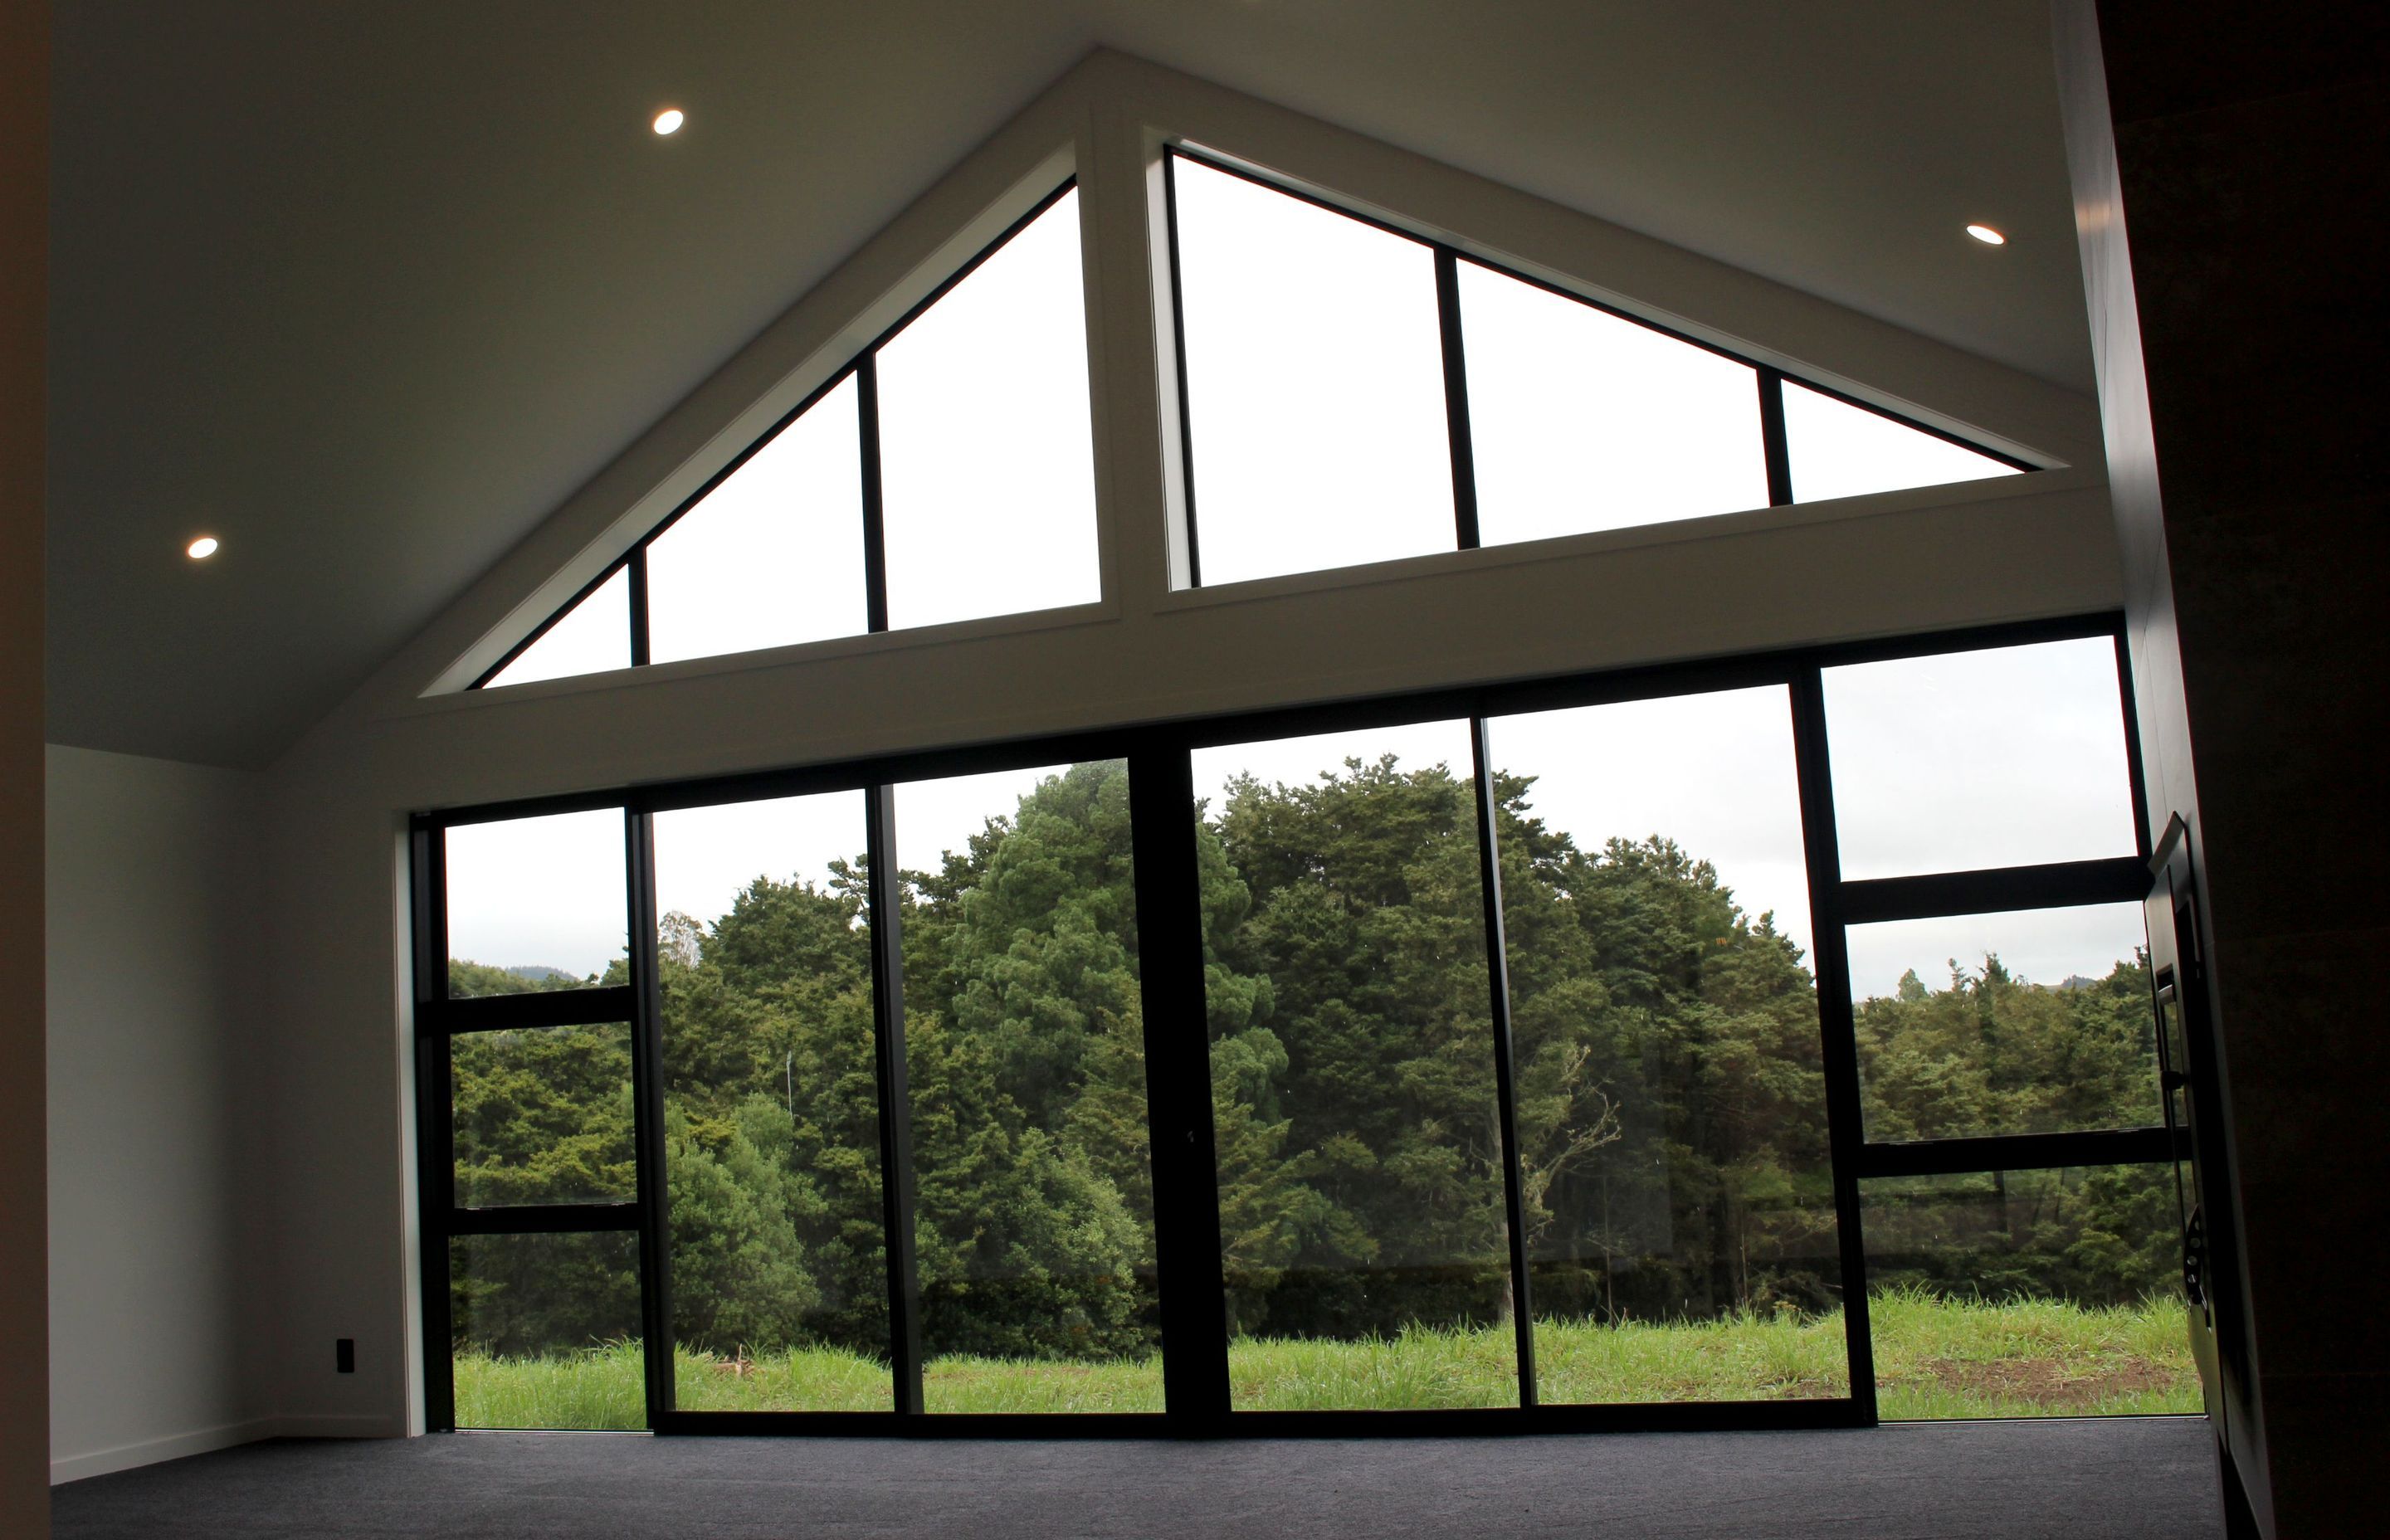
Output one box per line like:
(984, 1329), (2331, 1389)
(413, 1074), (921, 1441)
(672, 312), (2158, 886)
(453, 1290), (2200, 1429)
(1868, 1287), (2200, 1419)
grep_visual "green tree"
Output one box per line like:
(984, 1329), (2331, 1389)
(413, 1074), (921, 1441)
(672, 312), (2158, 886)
(657, 865), (890, 1357)
(900, 762), (1156, 1359)
(447, 747), (2176, 1368)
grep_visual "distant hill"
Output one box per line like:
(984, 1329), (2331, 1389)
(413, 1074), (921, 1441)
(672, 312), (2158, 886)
(446, 958), (589, 996)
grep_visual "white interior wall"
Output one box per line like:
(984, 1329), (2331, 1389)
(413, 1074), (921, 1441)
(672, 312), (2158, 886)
(46, 746), (270, 1482)
(244, 53), (2124, 1438)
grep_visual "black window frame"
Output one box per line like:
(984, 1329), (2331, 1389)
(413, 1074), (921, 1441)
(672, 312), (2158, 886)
(1159, 143), (2036, 589)
(414, 611), (2166, 1438)
(471, 178), (1089, 690)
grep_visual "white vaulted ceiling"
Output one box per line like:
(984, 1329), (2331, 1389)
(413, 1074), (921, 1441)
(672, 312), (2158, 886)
(47, 1), (2090, 768)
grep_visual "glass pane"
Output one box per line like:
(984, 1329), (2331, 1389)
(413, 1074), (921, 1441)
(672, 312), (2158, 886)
(1461, 262), (1768, 546)
(450, 1231), (643, 1430)
(1863, 1165), (2196, 1419)
(1850, 903), (2158, 1141)
(1783, 380), (2021, 503)
(646, 374), (867, 665)
(651, 790), (894, 1411)
(1172, 155), (1455, 585)
(452, 1023), (635, 1207)
(1824, 637), (2139, 879)
(1488, 689), (1847, 1404)
(1193, 722), (1519, 1410)
(893, 761), (1159, 1413)
(483, 565), (632, 688)
(877, 189), (1100, 631)
(445, 809), (627, 997)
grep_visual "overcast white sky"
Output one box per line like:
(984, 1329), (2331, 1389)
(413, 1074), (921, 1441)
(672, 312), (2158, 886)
(452, 166), (2125, 1002)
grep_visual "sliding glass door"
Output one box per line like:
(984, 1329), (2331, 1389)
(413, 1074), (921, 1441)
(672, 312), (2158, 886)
(651, 791), (895, 1412)
(1485, 687), (1850, 1407)
(892, 762), (1163, 1414)
(415, 619), (2183, 1433)
(1193, 720), (1521, 1411)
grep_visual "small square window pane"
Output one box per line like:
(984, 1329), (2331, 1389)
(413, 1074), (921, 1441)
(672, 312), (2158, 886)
(877, 189), (1100, 631)
(1783, 381), (2020, 504)
(646, 374), (866, 665)
(450, 1231), (643, 1430)
(484, 566), (631, 688)
(453, 1023), (636, 1207)
(1862, 1167), (2196, 1419)
(1824, 637), (2138, 879)
(446, 809), (627, 996)
(1172, 155), (1455, 585)
(1461, 262), (1768, 546)
(1848, 903), (2158, 1141)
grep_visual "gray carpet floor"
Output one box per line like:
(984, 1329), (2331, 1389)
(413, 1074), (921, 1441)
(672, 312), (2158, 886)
(53, 1418), (2222, 1538)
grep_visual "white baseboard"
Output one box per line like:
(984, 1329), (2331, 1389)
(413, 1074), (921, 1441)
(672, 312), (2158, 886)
(51, 1412), (409, 1484)
(51, 1418), (280, 1485)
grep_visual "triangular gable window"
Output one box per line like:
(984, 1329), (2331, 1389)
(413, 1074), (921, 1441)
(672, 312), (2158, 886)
(1779, 379), (2018, 503)
(647, 374), (866, 666)
(1168, 153), (1455, 584)
(484, 564), (632, 689)
(483, 151), (2036, 689)
(1163, 148), (2028, 587)
(876, 188), (1100, 629)
(1457, 259), (1772, 546)
(478, 184), (1096, 689)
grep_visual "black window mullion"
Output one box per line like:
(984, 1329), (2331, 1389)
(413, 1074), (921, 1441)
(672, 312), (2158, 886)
(1838, 856), (2149, 926)
(627, 545), (651, 667)
(409, 821), (456, 1432)
(858, 353), (890, 633)
(415, 1032), (456, 1430)
(1788, 666), (1877, 1421)
(1161, 150), (1203, 588)
(1125, 738), (1232, 1424)
(1854, 1126), (2174, 1181)
(1436, 247), (1482, 551)
(427, 983), (639, 1034)
(625, 811), (674, 1425)
(1468, 717), (1537, 1406)
(1758, 368), (1794, 506)
(447, 1202), (643, 1236)
(864, 783), (925, 1413)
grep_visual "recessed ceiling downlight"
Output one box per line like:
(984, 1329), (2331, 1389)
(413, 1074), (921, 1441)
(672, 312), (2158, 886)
(652, 108), (685, 136)
(187, 536), (219, 560)
(1966, 223), (2007, 246)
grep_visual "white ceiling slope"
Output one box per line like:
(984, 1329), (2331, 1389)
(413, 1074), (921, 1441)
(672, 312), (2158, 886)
(47, 2), (2092, 769)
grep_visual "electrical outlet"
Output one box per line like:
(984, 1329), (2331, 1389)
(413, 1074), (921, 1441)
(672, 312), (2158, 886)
(335, 1338), (356, 1374)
